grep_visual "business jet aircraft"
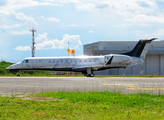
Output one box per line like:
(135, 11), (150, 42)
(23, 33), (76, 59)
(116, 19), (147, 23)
(6, 38), (156, 77)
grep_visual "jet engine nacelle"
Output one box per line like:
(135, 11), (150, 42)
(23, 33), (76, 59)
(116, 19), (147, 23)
(104, 54), (130, 65)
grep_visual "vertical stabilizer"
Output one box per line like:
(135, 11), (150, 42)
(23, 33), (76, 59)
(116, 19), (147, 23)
(123, 38), (157, 58)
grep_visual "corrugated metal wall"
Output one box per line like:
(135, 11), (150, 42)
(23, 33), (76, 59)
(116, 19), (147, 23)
(145, 55), (160, 75)
(161, 55), (164, 75)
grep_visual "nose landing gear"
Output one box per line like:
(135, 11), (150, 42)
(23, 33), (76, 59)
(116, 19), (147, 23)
(17, 72), (20, 77)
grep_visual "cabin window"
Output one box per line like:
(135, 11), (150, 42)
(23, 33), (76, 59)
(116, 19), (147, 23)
(84, 60), (86, 62)
(61, 60), (63, 63)
(53, 60), (55, 63)
(89, 60), (91, 62)
(94, 60), (96, 62)
(79, 60), (81, 62)
(75, 60), (77, 62)
(70, 60), (72, 63)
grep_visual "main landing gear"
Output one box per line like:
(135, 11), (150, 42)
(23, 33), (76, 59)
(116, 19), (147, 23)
(86, 68), (94, 77)
(87, 74), (94, 77)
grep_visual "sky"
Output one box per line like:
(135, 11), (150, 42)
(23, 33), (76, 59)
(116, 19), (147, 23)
(0, 0), (164, 62)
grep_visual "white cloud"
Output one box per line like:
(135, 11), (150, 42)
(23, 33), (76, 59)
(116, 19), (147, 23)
(0, 1), (60, 27)
(69, 24), (94, 27)
(88, 31), (98, 33)
(69, 24), (79, 27)
(125, 14), (164, 24)
(47, 17), (60, 22)
(88, 31), (94, 33)
(3, 0), (60, 10)
(40, 2), (60, 6)
(36, 33), (82, 49)
(13, 12), (38, 26)
(114, 24), (131, 28)
(59, 0), (164, 26)
(0, 10), (38, 26)
(15, 33), (82, 51)
(76, 3), (95, 12)
(10, 30), (30, 35)
(134, 29), (164, 38)
(44, 0), (55, 2)
(78, 39), (82, 45)
(2, 0), (163, 27)
(70, 0), (79, 3)
(41, 16), (60, 22)
(3, 18), (6, 22)
(0, 10), (9, 15)
(15, 46), (31, 51)
(0, 24), (22, 29)
(35, 33), (48, 42)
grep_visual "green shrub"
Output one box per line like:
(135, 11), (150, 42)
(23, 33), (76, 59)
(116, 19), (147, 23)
(0, 61), (53, 76)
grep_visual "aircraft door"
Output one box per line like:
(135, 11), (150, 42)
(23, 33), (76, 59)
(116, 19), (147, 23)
(33, 59), (37, 68)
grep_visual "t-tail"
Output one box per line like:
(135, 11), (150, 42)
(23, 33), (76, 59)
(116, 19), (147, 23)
(123, 38), (157, 58)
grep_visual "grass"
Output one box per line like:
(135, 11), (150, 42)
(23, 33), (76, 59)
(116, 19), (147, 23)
(1, 92), (164, 119)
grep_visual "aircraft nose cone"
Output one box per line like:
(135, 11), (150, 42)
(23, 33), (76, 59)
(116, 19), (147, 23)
(6, 67), (9, 70)
(6, 65), (13, 70)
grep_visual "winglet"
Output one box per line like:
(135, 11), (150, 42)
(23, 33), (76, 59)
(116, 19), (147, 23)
(140, 38), (157, 43)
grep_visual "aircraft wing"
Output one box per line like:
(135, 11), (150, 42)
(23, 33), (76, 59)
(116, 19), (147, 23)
(72, 65), (103, 72)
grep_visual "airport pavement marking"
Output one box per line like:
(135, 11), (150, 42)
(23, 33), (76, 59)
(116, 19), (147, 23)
(127, 87), (164, 90)
(102, 83), (164, 91)
(103, 84), (137, 87)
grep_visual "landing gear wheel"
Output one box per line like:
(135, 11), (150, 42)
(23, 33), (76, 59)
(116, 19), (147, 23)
(87, 74), (94, 77)
(17, 72), (20, 77)
(91, 74), (94, 77)
(87, 74), (91, 77)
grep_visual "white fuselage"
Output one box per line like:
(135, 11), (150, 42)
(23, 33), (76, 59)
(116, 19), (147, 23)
(6, 55), (144, 72)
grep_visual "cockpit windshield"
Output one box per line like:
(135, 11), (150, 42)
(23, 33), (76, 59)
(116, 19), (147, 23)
(22, 59), (29, 63)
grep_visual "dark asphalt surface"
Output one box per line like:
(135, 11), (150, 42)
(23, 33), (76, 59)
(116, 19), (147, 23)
(0, 77), (164, 95)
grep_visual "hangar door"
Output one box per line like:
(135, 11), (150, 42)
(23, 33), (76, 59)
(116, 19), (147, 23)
(161, 55), (164, 75)
(146, 55), (160, 75)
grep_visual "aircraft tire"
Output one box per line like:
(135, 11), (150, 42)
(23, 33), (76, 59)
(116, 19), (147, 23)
(91, 74), (94, 77)
(87, 74), (91, 77)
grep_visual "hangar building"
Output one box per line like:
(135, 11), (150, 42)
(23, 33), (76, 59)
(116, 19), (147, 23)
(83, 40), (164, 75)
